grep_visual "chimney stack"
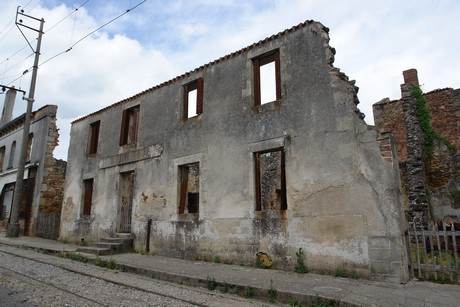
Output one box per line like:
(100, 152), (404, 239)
(0, 87), (16, 127)
(403, 68), (419, 87)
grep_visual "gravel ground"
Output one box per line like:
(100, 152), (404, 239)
(0, 244), (273, 306)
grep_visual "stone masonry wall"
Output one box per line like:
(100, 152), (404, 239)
(39, 110), (66, 214)
(373, 98), (408, 162)
(424, 88), (460, 151)
(373, 69), (460, 225)
(400, 83), (430, 229)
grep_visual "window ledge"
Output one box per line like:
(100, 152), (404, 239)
(182, 113), (203, 123)
(253, 99), (282, 114)
(254, 210), (287, 219)
(178, 213), (199, 222)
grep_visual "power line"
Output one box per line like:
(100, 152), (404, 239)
(47, 0), (91, 34)
(39, 0), (147, 67)
(0, 0), (40, 43)
(1, 52), (34, 78)
(2, 0), (147, 86)
(0, 0), (90, 82)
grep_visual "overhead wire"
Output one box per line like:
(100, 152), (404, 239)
(0, 0), (91, 85)
(2, 0), (147, 86)
(0, 0), (41, 83)
(39, 0), (147, 67)
(0, 0), (35, 41)
(46, 0), (90, 34)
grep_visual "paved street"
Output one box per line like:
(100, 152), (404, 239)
(0, 245), (270, 306)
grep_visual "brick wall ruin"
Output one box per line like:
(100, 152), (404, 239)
(39, 111), (66, 214)
(373, 69), (460, 228)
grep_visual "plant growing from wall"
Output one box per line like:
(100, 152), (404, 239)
(268, 279), (277, 302)
(412, 87), (456, 159)
(222, 281), (228, 293)
(243, 285), (254, 298)
(294, 248), (308, 273)
(452, 190), (460, 208)
(288, 298), (301, 307)
(206, 276), (216, 290)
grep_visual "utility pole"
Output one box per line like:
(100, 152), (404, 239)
(6, 7), (44, 237)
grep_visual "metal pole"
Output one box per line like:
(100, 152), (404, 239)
(6, 16), (44, 237)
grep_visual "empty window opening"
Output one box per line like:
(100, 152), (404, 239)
(26, 133), (33, 161)
(253, 50), (281, 106)
(88, 120), (100, 155)
(120, 105), (139, 146)
(179, 162), (200, 214)
(0, 146), (5, 172)
(82, 178), (94, 216)
(8, 141), (15, 169)
(254, 149), (287, 211)
(183, 78), (203, 119)
(0, 183), (15, 220)
(260, 61), (277, 103)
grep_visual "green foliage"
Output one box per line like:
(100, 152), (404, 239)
(412, 87), (456, 159)
(222, 281), (228, 293)
(308, 295), (331, 307)
(452, 190), (460, 207)
(213, 256), (221, 263)
(206, 276), (216, 290)
(107, 259), (116, 269)
(295, 248), (308, 273)
(289, 298), (301, 307)
(243, 285), (254, 298)
(94, 257), (116, 269)
(64, 252), (88, 263)
(351, 269), (358, 279)
(418, 273), (456, 285)
(95, 256), (103, 266)
(333, 267), (348, 278)
(268, 279), (277, 302)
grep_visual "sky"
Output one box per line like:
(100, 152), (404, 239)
(0, 0), (459, 160)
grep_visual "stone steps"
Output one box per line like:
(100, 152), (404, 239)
(77, 233), (133, 256)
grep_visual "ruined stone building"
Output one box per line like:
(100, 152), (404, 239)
(0, 89), (66, 238)
(61, 20), (408, 283)
(373, 69), (460, 229)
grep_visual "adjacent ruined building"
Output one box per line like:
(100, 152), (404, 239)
(0, 89), (66, 238)
(61, 21), (408, 283)
(373, 69), (460, 230)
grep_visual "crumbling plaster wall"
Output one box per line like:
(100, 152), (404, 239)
(61, 21), (407, 283)
(0, 105), (64, 236)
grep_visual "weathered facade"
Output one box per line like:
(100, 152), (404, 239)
(0, 91), (66, 238)
(373, 69), (460, 227)
(61, 21), (408, 282)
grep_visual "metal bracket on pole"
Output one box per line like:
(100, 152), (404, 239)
(0, 85), (26, 96)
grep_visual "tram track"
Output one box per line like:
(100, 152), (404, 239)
(0, 245), (227, 306)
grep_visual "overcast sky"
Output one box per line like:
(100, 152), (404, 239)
(0, 0), (459, 160)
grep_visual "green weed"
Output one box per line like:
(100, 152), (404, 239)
(295, 248), (308, 273)
(206, 276), (216, 290)
(222, 281), (228, 293)
(268, 279), (277, 302)
(243, 285), (254, 298)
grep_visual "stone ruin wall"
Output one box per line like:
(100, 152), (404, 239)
(373, 69), (460, 227)
(38, 108), (66, 214)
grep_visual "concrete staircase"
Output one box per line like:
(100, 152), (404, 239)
(77, 233), (133, 256)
